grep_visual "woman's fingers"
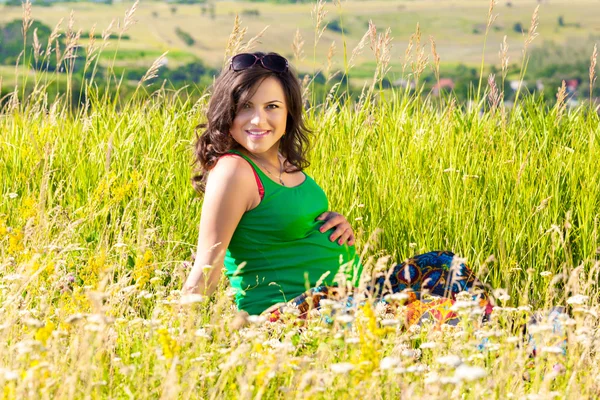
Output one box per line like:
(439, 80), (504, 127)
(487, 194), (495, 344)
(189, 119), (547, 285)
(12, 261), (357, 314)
(319, 213), (343, 232)
(336, 229), (353, 245)
(315, 211), (331, 221)
(317, 212), (355, 245)
(347, 234), (355, 246)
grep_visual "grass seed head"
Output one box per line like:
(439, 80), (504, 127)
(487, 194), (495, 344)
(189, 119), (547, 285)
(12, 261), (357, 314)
(33, 28), (41, 64)
(429, 35), (440, 82)
(21, 0), (33, 37)
(312, 0), (328, 45)
(240, 26), (270, 54)
(555, 80), (567, 123)
(224, 15), (248, 64)
(122, 0), (139, 34)
(326, 41), (336, 79)
(499, 35), (509, 80)
(102, 19), (115, 43)
(590, 44), (598, 98)
(524, 5), (540, 50)
(292, 29), (305, 63)
(348, 27), (370, 70)
(486, 0), (499, 30)
(487, 73), (501, 114)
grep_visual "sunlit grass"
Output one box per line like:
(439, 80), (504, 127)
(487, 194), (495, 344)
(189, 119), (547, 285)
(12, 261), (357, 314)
(1, 0), (600, 398)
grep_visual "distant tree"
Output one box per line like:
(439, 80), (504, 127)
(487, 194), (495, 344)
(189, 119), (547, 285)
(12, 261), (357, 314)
(175, 28), (195, 46)
(171, 6), (177, 15)
(327, 19), (343, 33)
(513, 22), (524, 33)
(558, 16), (565, 27)
(241, 9), (260, 17)
(0, 20), (61, 69)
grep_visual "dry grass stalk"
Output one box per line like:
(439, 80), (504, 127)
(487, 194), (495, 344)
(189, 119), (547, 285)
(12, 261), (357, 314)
(239, 26), (270, 54)
(372, 28), (393, 87)
(55, 40), (62, 70)
(326, 41), (336, 80)
(312, 0), (328, 46)
(140, 52), (169, 85)
(348, 28), (370, 70)
(429, 35), (440, 84)
(487, 73), (501, 114)
(367, 20), (377, 53)
(411, 24), (428, 84)
(524, 5), (540, 51)
(8, 87), (20, 113)
(292, 29), (305, 63)
(85, 24), (100, 69)
(223, 15), (248, 65)
(499, 35), (509, 81)
(122, 0), (139, 35)
(590, 44), (598, 103)
(61, 11), (82, 64)
(301, 74), (311, 105)
(63, 30), (82, 63)
(486, 0), (499, 30)
(22, 0), (33, 37)
(67, 10), (75, 39)
(555, 80), (567, 123)
(102, 19), (115, 42)
(87, 25), (97, 57)
(402, 29), (415, 76)
(45, 18), (63, 58)
(33, 28), (41, 64)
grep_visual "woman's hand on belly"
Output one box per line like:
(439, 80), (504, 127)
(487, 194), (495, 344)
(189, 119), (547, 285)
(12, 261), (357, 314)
(315, 211), (355, 246)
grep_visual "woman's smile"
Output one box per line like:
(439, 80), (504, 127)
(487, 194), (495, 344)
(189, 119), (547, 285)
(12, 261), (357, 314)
(246, 129), (272, 138)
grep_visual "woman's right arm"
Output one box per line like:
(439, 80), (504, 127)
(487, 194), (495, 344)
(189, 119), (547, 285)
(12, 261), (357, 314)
(182, 156), (258, 296)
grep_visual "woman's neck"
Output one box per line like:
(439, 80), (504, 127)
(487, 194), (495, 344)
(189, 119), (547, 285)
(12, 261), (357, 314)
(241, 148), (281, 168)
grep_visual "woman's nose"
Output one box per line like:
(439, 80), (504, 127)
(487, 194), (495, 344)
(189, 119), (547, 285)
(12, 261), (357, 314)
(250, 108), (267, 125)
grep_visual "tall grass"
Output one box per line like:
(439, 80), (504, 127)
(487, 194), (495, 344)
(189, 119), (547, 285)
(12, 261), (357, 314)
(1, 1), (599, 398)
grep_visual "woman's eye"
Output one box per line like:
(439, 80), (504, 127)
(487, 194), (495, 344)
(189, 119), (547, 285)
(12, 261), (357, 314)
(267, 104), (279, 109)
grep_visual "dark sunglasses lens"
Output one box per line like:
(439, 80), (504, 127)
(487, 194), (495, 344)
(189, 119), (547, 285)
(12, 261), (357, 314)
(231, 54), (257, 71)
(262, 55), (288, 72)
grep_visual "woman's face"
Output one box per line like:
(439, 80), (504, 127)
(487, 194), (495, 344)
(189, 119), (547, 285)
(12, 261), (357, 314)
(230, 76), (288, 157)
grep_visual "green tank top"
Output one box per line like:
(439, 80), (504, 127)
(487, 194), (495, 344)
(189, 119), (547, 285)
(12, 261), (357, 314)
(223, 150), (361, 315)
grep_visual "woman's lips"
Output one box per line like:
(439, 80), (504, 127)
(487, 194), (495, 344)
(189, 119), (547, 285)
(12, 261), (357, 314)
(246, 130), (271, 137)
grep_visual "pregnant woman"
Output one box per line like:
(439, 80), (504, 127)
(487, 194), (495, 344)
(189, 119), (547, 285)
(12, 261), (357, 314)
(182, 52), (491, 325)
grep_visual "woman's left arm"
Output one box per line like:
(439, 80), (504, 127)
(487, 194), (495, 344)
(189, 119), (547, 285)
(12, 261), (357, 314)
(316, 211), (355, 246)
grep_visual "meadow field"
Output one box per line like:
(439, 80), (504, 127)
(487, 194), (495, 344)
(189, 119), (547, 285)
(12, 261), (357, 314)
(1, 0), (600, 82)
(1, 0), (600, 398)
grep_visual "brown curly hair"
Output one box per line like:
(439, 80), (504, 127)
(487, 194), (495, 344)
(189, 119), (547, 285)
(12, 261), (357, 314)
(192, 52), (311, 193)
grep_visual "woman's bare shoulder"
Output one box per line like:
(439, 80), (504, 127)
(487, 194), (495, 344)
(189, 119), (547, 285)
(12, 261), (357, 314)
(205, 154), (260, 208)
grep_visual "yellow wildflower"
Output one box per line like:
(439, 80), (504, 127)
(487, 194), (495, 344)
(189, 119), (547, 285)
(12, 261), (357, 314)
(8, 229), (24, 254)
(35, 320), (56, 345)
(81, 250), (107, 288)
(18, 197), (37, 220)
(92, 172), (117, 204)
(130, 169), (143, 188)
(111, 182), (133, 203)
(133, 249), (154, 288)
(44, 261), (55, 275)
(0, 216), (8, 237)
(157, 328), (180, 359)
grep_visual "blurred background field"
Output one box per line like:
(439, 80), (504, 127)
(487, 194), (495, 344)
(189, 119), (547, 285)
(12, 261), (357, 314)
(1, 0), (599, 101)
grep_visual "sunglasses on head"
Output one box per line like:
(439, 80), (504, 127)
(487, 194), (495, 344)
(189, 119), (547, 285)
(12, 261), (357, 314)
(230, 53), (289, 73)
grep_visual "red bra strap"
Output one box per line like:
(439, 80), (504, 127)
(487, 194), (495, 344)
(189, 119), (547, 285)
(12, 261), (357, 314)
(220, 153), (265, 201)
